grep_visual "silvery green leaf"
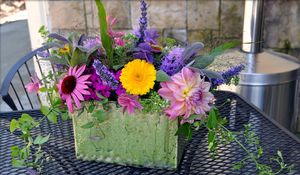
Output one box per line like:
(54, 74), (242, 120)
(182, 42), (204, 63)
(48, 33), (69, 43)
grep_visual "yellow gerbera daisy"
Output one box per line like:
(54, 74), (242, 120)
(120, 59), (156, 95)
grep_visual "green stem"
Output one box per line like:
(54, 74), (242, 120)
(219, 124), (260, 167)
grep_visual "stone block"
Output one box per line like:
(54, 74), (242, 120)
(220, 0), (244, 38)
(131, 0), (186, 29)
(187, 0), (219, 30)
(48, 1), (86, 30)
(263, 0), (300, 49)
(163, 29), (187, 43)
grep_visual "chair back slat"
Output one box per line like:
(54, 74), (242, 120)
(0, 45), (52, 111)
(10, 82), (24, 110)
(17, 70), (34, 109)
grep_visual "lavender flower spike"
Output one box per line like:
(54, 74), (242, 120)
(137, 0), (148, 44)
(93, 59), (119, 90)
(211, 64), (245, 88)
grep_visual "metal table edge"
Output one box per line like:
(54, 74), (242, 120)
(218, 90), (300, 144)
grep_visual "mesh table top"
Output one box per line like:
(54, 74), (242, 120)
(1, 91), (300, 175)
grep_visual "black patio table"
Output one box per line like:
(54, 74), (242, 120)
(1, 91), (300, 175)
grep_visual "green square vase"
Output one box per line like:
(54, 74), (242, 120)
(72, 104), (185, 169)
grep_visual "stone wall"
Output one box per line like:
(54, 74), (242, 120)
(46, 0), (300, 57)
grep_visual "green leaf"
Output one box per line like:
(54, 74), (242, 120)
(61, 112), (69, 121)
(33, 134), (50, 145)
(10, 119), (19, 132)
(112, 64), (124, 71)
(11, 146), (20, 157)
(12, 159), (25, 168)
(188, 114), (203, 120)
(176, 123), (193, 140)
(156, 70), (170, 82)
(81, 121), (95, 129)
(41, 106), (51, 116)
(39, 87), (47, 92)
(47, 112), (58, 124)
(208, 130), (216, 144)
(34, 152), (44, 163)
(70, 47), (87, 66)
(207, 108), (217, 129)
(192, 41), (240, 69)
(92, 110), (108, 123)
(95, 0), (113, 66)
(20, 114), (34, 123)
(87, 105), (95, 113)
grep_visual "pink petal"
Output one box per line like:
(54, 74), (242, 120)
(75, 65), (86, 77)
(71, 66), (77, 76)
(66, 95), (74, 113)
(73, 88), (84, 101)
(68, 67), (73, 75)
(71, 92), (81, 109)
(77, 75), (90, 82)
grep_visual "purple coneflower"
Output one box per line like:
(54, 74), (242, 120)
(57, 65), (91, 113)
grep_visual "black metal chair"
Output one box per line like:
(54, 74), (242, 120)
(0, 45), (54, 111)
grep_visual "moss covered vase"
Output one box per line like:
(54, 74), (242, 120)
(72, 104), (185, 169)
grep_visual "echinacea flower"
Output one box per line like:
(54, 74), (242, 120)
(158, 67), (214, 121)
(120, 59), (156, 95)
(57, 65), (91, 113)
(25, 73), (41, 93)
(117, 93), (143, 114)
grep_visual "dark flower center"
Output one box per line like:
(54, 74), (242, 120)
(61, 76), (76, 94)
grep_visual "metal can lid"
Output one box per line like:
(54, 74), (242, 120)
(239, 50), (300, 85)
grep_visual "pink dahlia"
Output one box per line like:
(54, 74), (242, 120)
(158, 67), (214, 121)
(57, 65), (91, 113)
(117, 93), (143, 115)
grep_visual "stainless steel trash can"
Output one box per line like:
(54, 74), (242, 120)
(238, 51), (300, 132)
(237, 0), (300, 132)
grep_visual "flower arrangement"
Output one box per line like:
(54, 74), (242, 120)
(10, 0), (292, 174)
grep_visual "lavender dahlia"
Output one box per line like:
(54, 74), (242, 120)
(92, 59), (119, 90)
(160, 47), (185, 76)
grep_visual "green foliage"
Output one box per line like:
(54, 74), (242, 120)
(192, 41), (240, 69)
(38, 25), (53, 43)
(9, 114), (47, 170)
(139, 91), (169, 114)
(176, 123), (193, 140)
(70, 47), (88, 66)
(95, 0), (113, 66)
(156, 70), (170, 82)
(164, 38), (177, 48)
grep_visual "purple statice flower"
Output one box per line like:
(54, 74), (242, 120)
(83, 37), (101, 50)
(160, 47), (185, 76)
(37, 51), (50, 58)
(210, 64), (245, 88)
(144, 28), (159, 44)
(137, 0), (148, 44)
(93, 59), (119, 90)
(133, 42), (159, 63)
